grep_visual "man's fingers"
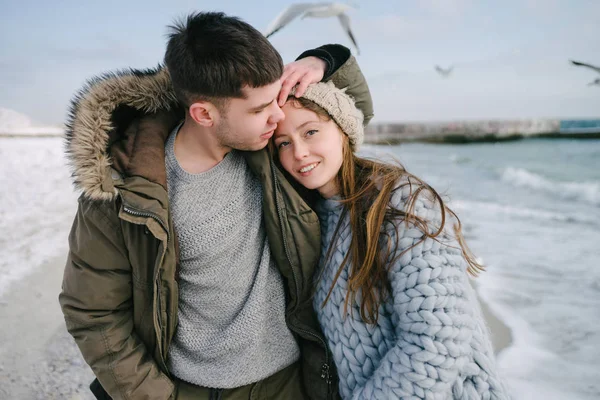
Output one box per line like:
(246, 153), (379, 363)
(280, 64), (296, 85)
(279, 71), (303, 106)
(279, 56), (327, 104)
(294, 74), (312, 98)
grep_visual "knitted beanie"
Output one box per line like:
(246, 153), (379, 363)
(292, 81), (364, 150)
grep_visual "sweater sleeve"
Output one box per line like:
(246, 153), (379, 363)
(296, 44), (350, 80)
(351, 186), (507, 399)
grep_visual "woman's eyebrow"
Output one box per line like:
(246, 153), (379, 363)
(294, 120), (318, 131)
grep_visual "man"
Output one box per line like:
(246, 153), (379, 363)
(59, 11), (373, 400)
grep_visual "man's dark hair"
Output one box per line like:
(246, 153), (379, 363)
(165, 12), (283, 107)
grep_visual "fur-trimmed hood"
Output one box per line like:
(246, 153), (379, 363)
(64, 66), (182, 201)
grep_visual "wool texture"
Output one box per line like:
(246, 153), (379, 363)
(314, 183), (511, 399)
(165, 127), (299, 388)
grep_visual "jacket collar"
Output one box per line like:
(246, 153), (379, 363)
(64, 66), (181, 201)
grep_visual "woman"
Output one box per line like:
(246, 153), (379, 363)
(272, 81), (510, 399)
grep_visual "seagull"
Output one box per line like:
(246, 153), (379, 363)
(264, 2), (360, 55)
(570, 60), (600, 86)
(435, 65), (453, 78)
(588, 78), (600, 87)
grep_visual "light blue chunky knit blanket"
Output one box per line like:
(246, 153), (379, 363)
(314, 183), (511, 399)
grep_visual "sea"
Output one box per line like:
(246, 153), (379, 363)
(1, 135), (599, 399)
(363, 138), (600, 399)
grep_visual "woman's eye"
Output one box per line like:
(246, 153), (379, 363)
(306, 129), (318, 137)
(277, 141), (290, 149)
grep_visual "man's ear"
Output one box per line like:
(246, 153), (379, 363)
(189, 101), (218, 127)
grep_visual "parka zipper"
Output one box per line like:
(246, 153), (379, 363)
(123, 205), (170, 373)
(269, 158), (332, 397)
(292, 322), (333, 395)
(321, 363), (332, 384)
(123, 206), (169, 242)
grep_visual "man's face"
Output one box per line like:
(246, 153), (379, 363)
(215, 81), (285, 151)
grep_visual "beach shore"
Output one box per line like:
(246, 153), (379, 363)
(468, 277), (513, 356)
(0, 257), (513, 399)
(0, 255), (94, 400)
(476, 286), (513, 355)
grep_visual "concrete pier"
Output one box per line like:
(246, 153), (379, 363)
(364, 118), (600, 144)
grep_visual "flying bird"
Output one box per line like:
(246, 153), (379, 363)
(264, 2), (360, 55)
(588, 78), (600, 86)
(435, 65), (454, 78)
(570, 60), (600, 86)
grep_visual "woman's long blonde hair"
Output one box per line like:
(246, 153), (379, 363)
(276, 97), (484, 325)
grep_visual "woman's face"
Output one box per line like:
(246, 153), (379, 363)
(274, 102), (345, 199)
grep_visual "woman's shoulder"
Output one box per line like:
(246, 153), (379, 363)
(383, 177), (465, 270)
(388, 176), (445, 227)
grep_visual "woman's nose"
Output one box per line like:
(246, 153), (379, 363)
(294, 141), (309, 160)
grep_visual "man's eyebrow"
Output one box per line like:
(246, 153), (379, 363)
(250, 98), (275, 111)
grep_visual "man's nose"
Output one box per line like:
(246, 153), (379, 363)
(269, 103), (285, 124)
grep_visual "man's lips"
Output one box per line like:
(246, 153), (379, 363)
(261, 129), (275, 139)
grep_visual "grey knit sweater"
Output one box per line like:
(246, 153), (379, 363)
(165, 127), (299, 388)
(314, 185), (510, 399)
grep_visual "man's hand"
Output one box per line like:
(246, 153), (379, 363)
(278, 56), (327, 106)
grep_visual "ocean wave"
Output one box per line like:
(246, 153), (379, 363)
(478, 266), (600, 400)
(449, 154), (472, 164)
(452, 199), (592, 225)
(501, 167), (600, 206)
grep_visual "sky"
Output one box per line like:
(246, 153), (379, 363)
(1, 0), (599, 125)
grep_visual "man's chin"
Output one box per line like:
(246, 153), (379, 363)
(224, 138), (269, 152)
(244, 141), (270, 152)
